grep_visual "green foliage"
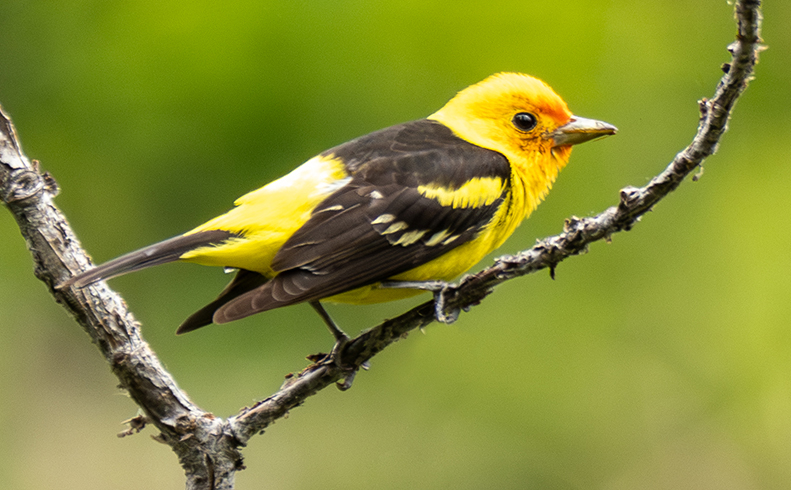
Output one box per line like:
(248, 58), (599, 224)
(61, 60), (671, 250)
(1, 1), (789, 488)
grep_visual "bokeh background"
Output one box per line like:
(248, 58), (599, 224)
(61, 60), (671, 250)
(1, 1), (789, 489)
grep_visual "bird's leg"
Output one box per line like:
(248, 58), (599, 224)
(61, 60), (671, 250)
(309, 300), (350, 358)
(379, 280), (460, 324)
(309, 301), (357, 388)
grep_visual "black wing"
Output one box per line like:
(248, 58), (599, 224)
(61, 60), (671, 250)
(214, 119), (511, 324)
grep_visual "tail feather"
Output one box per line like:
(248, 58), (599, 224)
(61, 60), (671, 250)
(176, 268), (269, 334)
(61, 229), (234, 288)
(212, 269), (329, 325)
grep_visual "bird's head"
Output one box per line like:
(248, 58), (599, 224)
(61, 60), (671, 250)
(429, 72), (616, 173)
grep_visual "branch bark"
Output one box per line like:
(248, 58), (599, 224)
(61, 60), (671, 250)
(0, 1), (762, 488)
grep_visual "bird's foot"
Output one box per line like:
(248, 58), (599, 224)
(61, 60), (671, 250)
(380, 280), (460, 324)
(308, 301), (361, 390)
(325, 334), (359, 391)
(326, 332), (350, 367)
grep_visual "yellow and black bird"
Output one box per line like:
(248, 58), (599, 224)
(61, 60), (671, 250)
(64, 73), (615, 349)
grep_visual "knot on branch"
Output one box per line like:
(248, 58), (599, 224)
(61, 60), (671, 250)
(561, 216), (593, 252)
(118, 414), (149, 438)
(563, 216), (581, 234)
(698, 98), (710, 120)
(618, 187), (642, 211)
(1, 168), (44, 204)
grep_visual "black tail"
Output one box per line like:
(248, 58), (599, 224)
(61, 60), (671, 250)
(176, 268), (269, 334)
(61, 229), (234, 288)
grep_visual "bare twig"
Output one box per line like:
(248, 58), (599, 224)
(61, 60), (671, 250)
(0, 1), (762, 488)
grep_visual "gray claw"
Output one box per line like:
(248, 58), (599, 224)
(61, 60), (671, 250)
(336, 370), (357, 391)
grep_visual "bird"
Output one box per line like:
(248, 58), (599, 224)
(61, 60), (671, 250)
(62, 72), (616, 356)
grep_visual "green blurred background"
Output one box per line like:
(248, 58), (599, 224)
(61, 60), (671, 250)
(1, 1), (789, 489)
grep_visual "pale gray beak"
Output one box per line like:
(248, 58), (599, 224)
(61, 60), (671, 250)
(546, 116), (617, 147)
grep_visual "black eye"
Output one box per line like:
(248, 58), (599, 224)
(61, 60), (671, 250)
(512, 112), (538, 132)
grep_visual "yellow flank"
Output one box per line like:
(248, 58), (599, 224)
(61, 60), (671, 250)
(418, 177), (504, 209)
(179, 155), (349, 275)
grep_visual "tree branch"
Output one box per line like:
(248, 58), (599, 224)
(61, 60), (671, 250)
(0, 116), (241, 488)
(0, 1), (762, 488)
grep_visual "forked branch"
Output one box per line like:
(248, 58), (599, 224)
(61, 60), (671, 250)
(0, 2), (762, 489)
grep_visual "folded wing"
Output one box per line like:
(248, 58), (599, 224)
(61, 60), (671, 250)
(214, 119), (511, 324)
